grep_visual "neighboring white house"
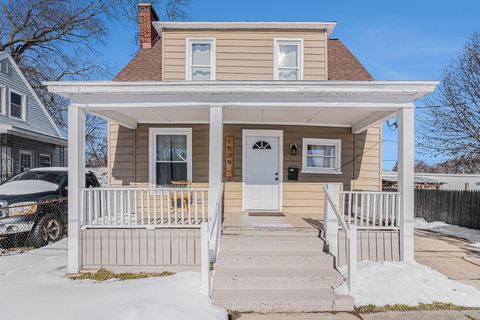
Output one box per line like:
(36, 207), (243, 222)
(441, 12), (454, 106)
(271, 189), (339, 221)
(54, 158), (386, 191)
(0, 52), (67, 182)
(383, 171), (480, 191)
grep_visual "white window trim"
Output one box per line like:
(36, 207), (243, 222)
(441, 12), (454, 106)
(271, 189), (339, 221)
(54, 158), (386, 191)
(274, 38), (304, 80)
(39, 153), (52, 167)
(9, 88), (26, 121)
(19, 150), (33, 171)
(185, 38), (216, 81)
(148, 127), (193, 187)
(0, 60), (9, 74)
(301, 138), (342, 174)
(0, 86), (6, 115)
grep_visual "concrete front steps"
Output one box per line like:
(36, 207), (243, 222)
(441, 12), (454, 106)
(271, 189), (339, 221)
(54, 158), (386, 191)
(212, 228), (354, 313)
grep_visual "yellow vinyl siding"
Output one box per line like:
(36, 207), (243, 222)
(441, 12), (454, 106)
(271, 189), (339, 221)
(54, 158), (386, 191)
(108, 123), (381, 226)
(162, 30), (327, 81)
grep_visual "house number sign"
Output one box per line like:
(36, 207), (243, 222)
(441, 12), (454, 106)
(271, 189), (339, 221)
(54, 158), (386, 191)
(225, 136), (234, 179)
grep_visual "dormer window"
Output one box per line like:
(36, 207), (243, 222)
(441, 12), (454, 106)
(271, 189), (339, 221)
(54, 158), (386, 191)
(186, 38), (215, 81)
(274, 39), (303, 80)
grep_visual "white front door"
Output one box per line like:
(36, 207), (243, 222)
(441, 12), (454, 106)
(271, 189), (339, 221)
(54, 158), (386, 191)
(243, 130), (282, 211)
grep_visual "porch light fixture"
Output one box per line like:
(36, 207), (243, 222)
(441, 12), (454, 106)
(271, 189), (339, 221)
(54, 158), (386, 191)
(289, 143), (298, 156)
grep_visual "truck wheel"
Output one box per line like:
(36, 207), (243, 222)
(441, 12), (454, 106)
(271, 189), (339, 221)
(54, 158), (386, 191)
(29, 213), (64, 248)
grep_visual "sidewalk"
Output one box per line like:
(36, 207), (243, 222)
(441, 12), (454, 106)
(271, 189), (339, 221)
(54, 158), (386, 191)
(235, 309), (480, 319)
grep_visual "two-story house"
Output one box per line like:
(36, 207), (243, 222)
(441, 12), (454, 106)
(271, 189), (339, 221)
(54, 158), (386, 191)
(0, 52), (66, 182)
(46, 3), (437, 312)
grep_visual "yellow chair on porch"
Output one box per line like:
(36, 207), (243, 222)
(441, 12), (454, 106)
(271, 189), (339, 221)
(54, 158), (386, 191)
(169, 181), (193, 221)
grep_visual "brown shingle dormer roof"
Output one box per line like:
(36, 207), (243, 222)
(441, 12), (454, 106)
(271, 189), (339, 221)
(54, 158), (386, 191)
(114, 39), (163, 81)
(327, 39), (372, 80)
(114, 38), (372, 81)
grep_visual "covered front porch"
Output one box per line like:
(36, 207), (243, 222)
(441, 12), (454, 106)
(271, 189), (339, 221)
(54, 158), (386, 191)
(47, 80), (436, 294)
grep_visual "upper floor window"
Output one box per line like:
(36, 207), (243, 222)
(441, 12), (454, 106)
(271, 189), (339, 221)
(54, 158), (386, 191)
(274, 39), (303, 80)
(186, 38), (215, 81)
(10, 90), (26, 120)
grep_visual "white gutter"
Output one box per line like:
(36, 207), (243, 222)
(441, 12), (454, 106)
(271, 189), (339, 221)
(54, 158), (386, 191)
(45, 80), (438, 100)
(155, 21), (337, 36)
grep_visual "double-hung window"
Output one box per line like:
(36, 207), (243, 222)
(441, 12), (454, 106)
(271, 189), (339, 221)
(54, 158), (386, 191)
(9, 90), (26, 120)
(302, 138), (341, 174)
(186, 38), (215, 81)
(274, 38), (303, 80)
(149, 128), (192, 186)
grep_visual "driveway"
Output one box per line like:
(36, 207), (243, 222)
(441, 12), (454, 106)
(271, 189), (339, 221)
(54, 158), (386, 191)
(415, 230), (480, 289)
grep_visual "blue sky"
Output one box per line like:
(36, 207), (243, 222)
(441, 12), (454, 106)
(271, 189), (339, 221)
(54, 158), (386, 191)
(101, 0), (480, 170)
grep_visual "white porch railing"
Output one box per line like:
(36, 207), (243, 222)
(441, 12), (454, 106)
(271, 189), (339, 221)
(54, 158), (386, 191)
(324, 185), (357, 294)
(341, 191), (401, 229)
(82, 187), (208, 227)
(201, 183), (224, 296)
(324, 186), (402, 295)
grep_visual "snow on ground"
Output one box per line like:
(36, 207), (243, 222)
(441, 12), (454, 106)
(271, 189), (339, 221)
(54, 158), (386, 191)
(415, 218), (480, 247)
(335, 261), (480, 307)
(0, 239), (227, 320)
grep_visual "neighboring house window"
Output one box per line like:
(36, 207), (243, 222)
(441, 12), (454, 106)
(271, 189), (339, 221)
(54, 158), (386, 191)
(302, 138), (341, 174)
(0, 60), (9, 74)
(0, 86), (5, 114)
(9, 90), (26, 120)
(274, 38), (303, 80)
(39, 154), (52, 167)
(186, 38), (215, 81)
(149, 128), (192, 186)
(19, 150), (33, 172)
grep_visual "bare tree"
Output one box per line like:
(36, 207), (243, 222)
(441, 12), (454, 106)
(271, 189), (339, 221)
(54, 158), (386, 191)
(0, 0), (190, 167)
(419, 32), (480, 170)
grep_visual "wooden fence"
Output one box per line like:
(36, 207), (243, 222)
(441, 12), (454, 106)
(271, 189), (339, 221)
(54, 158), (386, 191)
(415, 189), (480, 230)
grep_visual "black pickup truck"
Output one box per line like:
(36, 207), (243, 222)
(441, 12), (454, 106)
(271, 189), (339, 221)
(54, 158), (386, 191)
(0, 168), (100, 247)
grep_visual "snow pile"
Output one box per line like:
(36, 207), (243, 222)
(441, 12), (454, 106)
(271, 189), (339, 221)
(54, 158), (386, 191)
(0, 239), (227, 320)
(0, 180), (58, 195)
(415, 218), (480, 244)
(335, 261), (480, 307)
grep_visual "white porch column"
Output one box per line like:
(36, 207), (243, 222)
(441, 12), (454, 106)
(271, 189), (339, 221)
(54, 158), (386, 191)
(324, 184), (340, 258)
(397, 106), (415, 261)
(208, 106), (223, 220)
(68, 105), (86, 274)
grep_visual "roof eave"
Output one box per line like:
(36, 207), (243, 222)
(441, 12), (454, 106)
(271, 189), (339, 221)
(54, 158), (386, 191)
(155, 21), (337, 37)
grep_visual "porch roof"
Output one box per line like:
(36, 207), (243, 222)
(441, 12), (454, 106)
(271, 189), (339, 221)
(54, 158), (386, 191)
(45, 80), (438, 133)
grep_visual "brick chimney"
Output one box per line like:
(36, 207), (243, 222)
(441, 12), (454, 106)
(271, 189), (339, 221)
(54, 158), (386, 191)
(139, 3), (159, 49)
